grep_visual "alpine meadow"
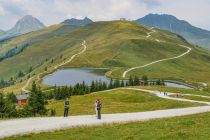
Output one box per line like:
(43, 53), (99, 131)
(0, 1), (210, 139)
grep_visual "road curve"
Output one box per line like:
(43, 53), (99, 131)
(1, 87), (210, 138)
(21, 40), (87, 93)
(54, 40), (87, 69)
(146, 27), (155, 38)
(122, 27), (192, 78)
(21, 77), (33, 93)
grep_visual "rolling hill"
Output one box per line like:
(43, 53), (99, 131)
(0, 24), (79, 80)
(0, 21), (210, 91)
(135, 14), (210, 50)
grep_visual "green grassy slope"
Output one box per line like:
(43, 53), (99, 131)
(171, 95), (210, 102)
(6, 112), (210, 140)
(0, 25), (78, 80)
(65, 21), (188, 68)
(62, 21), (210, 85)
(125, 47), (210, 83)
(137, 86), (210, 96)
(47, 89), (202, 116)
(0, 21), (209, 87)
(0, 25), (60, 56)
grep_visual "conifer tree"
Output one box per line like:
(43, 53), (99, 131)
(120, 80), (125, 87)
(114, 79), (120, 88)
(90, 81), (96, 92)
(142, 75), (148, 85)
(7, 92), (17, 103)
(102, 82), (108, 90)
(27, 82), (47, 116)
(129, 76), (134, 86)
(109, 78), (113, 89)
(134, 76), (140, 86)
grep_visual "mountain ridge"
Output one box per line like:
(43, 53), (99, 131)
(61, 17), (93, 26)
(135, 14), (210, 49)
(0, 15), (46, 40)
(0, 21), (210, 91)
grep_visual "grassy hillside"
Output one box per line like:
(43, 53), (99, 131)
(0, 25), (60, 56)
(137, 86), (210, 96)
(47, 89), (201, 116)
(6, 112), (210, 140)
(124, 47), (210, 84)
(136, 13), (210, 50)
(62, 21), (210, 85)
(0, 21), (210, 92)
(170, 95), (210, 102)
(0, 25), (78, 80)
(64, 21), (188, 68)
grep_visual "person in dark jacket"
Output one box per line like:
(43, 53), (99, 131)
(95, 99), (102, 119)
(64, 98), (69, 117)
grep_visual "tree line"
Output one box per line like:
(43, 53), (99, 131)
(0, 78), (15, 89)
(0, 66), (34, 89)
(0, 75), (165, 118)
(0, 43), (29, 62)
(0, 82), (47, 118)
(45, 75), (165, 100)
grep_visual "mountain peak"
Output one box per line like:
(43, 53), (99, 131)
(14, 15), (45, 33)
(62, 17), (93, 26)
(135, 13), (210, 49)
(0, 15), (46, 40)
(135, 13), (192, 31)
(22, 15), (34, 19)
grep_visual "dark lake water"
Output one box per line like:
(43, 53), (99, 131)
(43, 68), (110, 86)
(43, 68), (195, 89)
(164, 81), (194, 89)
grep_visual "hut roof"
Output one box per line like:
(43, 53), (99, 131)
(16, 94), (29, 100)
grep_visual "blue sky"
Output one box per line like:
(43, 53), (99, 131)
(0, 0), (210, 30)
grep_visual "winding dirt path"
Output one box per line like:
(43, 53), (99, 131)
(122, 27), (192, 78)
(21, 40), (87, 93)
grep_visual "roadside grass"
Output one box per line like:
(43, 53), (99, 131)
(5, 112), (210, 140)
(47, 89), (203, 116)
(136, 86), (210, 96)
(170, 95), (210, 102)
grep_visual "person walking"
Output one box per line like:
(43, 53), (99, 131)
(95, 100), (98, 117)
(64, 98), (70, 117)
(95, 99), (102, 119)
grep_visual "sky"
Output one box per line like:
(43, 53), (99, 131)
(0, 0), (210, 30)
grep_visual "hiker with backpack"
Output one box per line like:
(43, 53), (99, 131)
(64, 98), (70, 117)
(95, 99), (102, 119)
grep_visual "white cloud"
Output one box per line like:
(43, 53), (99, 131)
(0, 0), (209, 30)
(0, 5), (5, 16)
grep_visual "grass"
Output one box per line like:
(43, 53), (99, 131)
(47, 89), (203, 116)
(136, 86), (210, 96)
(5, 112), (210, 140)
(0, 25), (78, 81)
(1, 21), (210, 93)
(171, 95), (210, 102)
(0, 25), (61, 57)
(125, 47), (210, 85)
